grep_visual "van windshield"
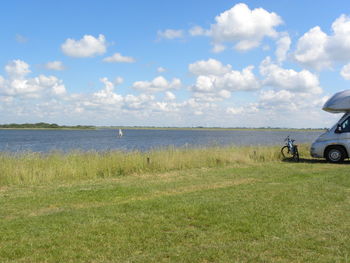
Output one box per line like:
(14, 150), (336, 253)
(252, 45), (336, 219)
(340, 116), (350, 132)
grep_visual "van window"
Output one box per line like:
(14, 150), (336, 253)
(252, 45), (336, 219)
(340, 117), (350, 132)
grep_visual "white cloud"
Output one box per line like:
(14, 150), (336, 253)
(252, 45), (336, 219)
(257, 89), (328, 113)
(208, 3), (282, 51)
(190, 59), (260, 101)
(294, 27), (330, 70)
(0, 58), (333, 128)
(0, 76), (5, 88)
(260, 57), (322, 94)
(5, 60), (31, 79)
(123, 94), (155, 110)
(189, 58), (231, 76)
(93, 78), (123, 105)
(131, 76), (181, 93)
(215, 66), (260, 91)
(341, 63), (350, 80)
(114, 77), (124, 85)
(0, 60), (66, 98)
(103, 52), (135, 63)
(157, 29), (183, 40)
(226, 104), (259, 115)
(275, 34), (291, 63)
(61, 34), (107, 58)
(30, 75), (67, 96)
(212, 43), (226, 53)
(189, 26), (209, 36)
(294, 15), (350, 70)
(157, 67), (166, 73)
(45, 61), (65, 71)
(164, 91), (176, 101)
(226, 106), (244, 115)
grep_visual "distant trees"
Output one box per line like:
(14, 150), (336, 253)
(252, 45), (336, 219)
(0, 123), (94, 129)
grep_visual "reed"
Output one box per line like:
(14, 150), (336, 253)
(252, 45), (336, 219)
(0, 145), (310, 186)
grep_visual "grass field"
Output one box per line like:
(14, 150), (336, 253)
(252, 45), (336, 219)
(0, 146), (349, 262)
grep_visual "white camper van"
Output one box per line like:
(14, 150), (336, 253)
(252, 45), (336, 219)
(310, 90), (350, 163)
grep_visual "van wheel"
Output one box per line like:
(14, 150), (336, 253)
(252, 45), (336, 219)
(325, 147), (346, 163)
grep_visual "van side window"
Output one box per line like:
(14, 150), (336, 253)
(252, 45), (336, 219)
(340, 117), (350, 132)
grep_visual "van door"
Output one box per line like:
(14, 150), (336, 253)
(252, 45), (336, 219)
(336, 115), (350, 154)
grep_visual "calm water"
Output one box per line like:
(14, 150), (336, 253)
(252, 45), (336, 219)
(0, 129), (324, 153)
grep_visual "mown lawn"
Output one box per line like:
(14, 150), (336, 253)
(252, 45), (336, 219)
(0, 157), (349, 262)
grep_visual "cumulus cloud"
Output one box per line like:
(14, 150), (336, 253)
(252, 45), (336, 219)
(30, 75), (66, 96)
(0, 60), (66, 98)
(93, 78), (123, 105)
(257, 89), (328, 113)
(61, 34), (107, 57)
(226, 106), (244, 115)
(260, 57), (322, 94)
(45, 61), (65, 71)
(5, 60), (31, 79)
(341, 63), (350, 80)
(103, 52), (135, 63)
(164, 91), (176, 101)
(123, 94), (155, 110)
(294, 14), (350, 70)
(189, 58), (231, 76)
(189, 26), (209, 36)
(193, 3), (282, 52)
(131, 76), (181, 93)
(293, 27), (329, 70)
(226, 104), (259, 115)
(157, 29), (183, 40)
(275, 34), (291, 63)
(189, 58), (260, 101)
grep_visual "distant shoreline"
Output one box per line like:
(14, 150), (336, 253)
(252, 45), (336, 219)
(0, 125), (326, 132)
(99, 127), (326, 132)
(0, 122), (95, 130)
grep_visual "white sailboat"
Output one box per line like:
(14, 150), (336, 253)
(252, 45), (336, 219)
(118, 128), (123, 137)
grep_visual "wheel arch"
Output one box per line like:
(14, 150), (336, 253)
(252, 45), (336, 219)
(324, 145), (349, 159)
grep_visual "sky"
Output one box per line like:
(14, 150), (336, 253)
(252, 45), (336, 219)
(1, 0), (350, 128)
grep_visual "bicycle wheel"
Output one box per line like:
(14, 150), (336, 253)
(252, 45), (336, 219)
(292, 146), (299, 162)
(281, 146), (292, 159)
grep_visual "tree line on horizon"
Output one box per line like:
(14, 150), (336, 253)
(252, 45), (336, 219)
(0, 122), (94, 129)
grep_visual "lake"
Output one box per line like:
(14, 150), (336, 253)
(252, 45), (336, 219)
(0, 129), (324, 153)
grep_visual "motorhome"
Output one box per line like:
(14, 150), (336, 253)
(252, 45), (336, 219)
(310, 90), (350, 163)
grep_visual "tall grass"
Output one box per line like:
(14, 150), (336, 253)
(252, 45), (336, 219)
(0, 145), (310, 186)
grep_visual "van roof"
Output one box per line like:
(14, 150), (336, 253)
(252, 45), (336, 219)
(323, 89), (350, 113)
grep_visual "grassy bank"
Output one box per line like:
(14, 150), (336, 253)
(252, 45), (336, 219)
(0, 145), (302, 186)
(0, 146), (349, 262)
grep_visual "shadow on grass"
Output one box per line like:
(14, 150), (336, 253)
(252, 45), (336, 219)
(282, 157), (350, 164)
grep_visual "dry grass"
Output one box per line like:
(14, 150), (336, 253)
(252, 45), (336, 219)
(0, 144), (300, 186)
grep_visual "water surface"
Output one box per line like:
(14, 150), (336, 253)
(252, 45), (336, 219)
(0, 129), (324, 153)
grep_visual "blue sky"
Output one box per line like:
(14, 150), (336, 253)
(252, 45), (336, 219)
(1, 0), (350, 127)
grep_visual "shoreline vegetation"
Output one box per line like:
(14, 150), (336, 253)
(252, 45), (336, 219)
(0, 144), (349, 262)
(0, 144), (310, 186)
(0, 122), (95, 129)
(0, 122), (326, 131)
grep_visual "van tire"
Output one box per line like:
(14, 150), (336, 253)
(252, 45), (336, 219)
(325, 146), (346, 163)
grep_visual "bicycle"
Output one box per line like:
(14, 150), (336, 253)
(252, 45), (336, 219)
(281, 136), (299, 162)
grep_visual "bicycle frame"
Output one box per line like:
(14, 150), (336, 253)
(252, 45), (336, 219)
(285, 136), (296, 154)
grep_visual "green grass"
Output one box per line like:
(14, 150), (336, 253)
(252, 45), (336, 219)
(0, 146), (349, 262)
(0, 145), (286, 186)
